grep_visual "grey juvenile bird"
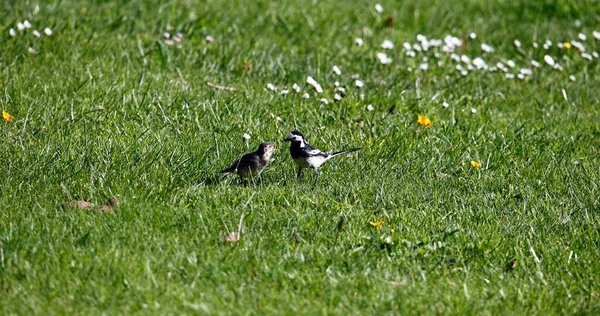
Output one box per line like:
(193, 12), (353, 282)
(221, 142), (276, 183)
(284, 130), (360, 184)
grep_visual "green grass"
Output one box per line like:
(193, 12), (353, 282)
(1, 0), (600, 314)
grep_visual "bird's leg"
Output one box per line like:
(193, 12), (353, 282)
(313, 168), (320, 186)
(297, 167), (303, 180)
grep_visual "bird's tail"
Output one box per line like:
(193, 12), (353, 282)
(329, 148), (361, 159)
(220, 166), (235, 176)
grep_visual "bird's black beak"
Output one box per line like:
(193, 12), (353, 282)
(283, 137), (291, 142)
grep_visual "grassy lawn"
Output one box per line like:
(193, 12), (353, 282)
(1, 0), (600, 314)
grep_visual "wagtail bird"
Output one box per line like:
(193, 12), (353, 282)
(221, 142), (276, 183)
(283, 130), (360, 184)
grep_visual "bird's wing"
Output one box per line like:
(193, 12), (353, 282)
(304, 144), (329, 158)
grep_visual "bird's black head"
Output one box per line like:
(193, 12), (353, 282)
(284, 130), (305, 142)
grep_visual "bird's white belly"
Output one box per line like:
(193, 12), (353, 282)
(295, 155), (326, 169)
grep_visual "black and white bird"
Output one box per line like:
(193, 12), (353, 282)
(283, 130), (360, 184)
(220, 142), (276, 183)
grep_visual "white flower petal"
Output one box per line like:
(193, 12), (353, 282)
(375, 3), (383, 13)
(481, 44), (494, 53)
(44, 27), (52, 36)
(514, 40), (522, 48)
(9, 28), (16, 36)
(332, 65), (341, 75)
(544, 55), (555, 66)
(381, 40), (394, 49)
(266, 83), (277, 91)
(306, 76), (323, 93)
(32, 30), (41, 37)
(578, 33), (587, 41)
(594, 31), (600, 41)
(23, 20), (32, 29)
(243, 133), (251, 140)
(355, 38), (364, 46)
(292, 83), (301, 93)
(355, 80), (364, 88)
(569, 75), (576, 81)
(366, 104), (374, 111)
(507, 60), (516, 68)
(469, 32), (476, 39)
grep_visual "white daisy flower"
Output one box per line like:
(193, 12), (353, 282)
(355, 79), (364, 88)
(531, 60), (540, 67)
(517, 73), (525, 80)
(489, 66), (498, 72)
(23, 20), (32, 28)
(28, 47), (37, 54)
(554, 63), (563, 71)
(569, 75), (576, 81)
(544, 55), (555, 66)
(243, 133), (251, 140)
(456, 64), (464, 72)
(381, 40), (394, 49)
(306, 76), (323, 93)
(594, 31), (600, 40)
(467, 64), (474, 71)
(469, 32), (476, 39)
(334, 81), (340, 87)
(32, 30), (41, 37)
(280, 89), (289, 95)
(481, 43), (494, 53)
(429, 39), (443, 47)
(292, 83), (301, 93)
(578, 33), (587, 41)
(17, 22), (25, 31)
(514, 40), (521, 48)
(377, 52), (392, 64)
(334, 94), (342, 101)
(442, 101), (449, 108)
(461, 70), (468, 76)
(332, 65), (341, 75)
(473, 57), (487, 69)
(375, 3), (383, 13)
(44, 27), (53, 36)
(520, 68), (533, 75)
(406, 51), (416, 57)
(419, 63), (429, 70)
(505, 73), (515, 79)
(507, 60), (516, 68)
(450, 53), (460, 62)
(366, 104), (374, 111)
(266, 83), (277, 91)
(592, 52), (599, 58)
(496, 62), (507, 72)
(413, 43), (422, 51)
(582, 53), (593, 60)
(9, 28), (16, 36)
(205, 35), (214, 43)
(337, 87), (346, 93)
(355, 37), (364, 46)
(533, 42), (539, 48)
(320, 98), (329, 104)
(571, 40), (585, 52)
(471, 108), (478, 113)
(402, 42), (412, 50)
(302, 92), (310, 99)
(360, 93), (365, 100)
(461, 55), (471, 64)
(416, 34), (427, 42)
(163, 32), (171, 39)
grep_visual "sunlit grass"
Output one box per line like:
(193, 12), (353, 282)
(1, 0), (599, 314)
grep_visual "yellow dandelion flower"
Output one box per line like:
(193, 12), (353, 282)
(563, 42), (571, 50)
(417, 115), (432, 127)
(3, 111), (14, 122)
(369, 220), (384, 228)
(471, 161), (481, 168)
